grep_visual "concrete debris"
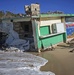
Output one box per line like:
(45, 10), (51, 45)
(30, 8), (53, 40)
(66, 38), (74, 53)
(67, 38), (74, 44)
(6, 47), (21, 52)
(68, 38), (74, 45)
(0, 22), (30, 52)
(69, 49), (74, 53)
(29, 42), (35, 51)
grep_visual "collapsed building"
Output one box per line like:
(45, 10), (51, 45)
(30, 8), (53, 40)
(1, 14), (68, 52)
(1, 3), (74, 52)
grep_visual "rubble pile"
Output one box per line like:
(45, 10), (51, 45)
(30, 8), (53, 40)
(67, 38), (74, 52)
(67, 38), (74, 47)
(0, 22), (30, 52)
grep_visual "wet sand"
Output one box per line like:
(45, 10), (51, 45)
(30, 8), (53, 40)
(32, 43), (74, 75)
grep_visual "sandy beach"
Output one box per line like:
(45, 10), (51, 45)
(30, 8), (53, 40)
(0, 42), (74, 75)
(37, 43), (74, 75)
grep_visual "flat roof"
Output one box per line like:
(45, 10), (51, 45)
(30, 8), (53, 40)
(2, 16), (31, 21)
(39, 14), (74, 18)
(2, 14), (74, 21)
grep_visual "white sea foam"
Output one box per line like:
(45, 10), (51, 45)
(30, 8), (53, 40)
(0, 52), (55, 75)
(0, 69), (55, 75)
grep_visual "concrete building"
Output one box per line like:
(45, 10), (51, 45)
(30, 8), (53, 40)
(2, 14), (74, 52)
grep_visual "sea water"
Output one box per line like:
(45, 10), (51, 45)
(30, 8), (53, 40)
(0, 52), (55, 75)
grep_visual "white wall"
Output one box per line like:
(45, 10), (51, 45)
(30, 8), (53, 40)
(40, 19), (61, 26)
(37, 19), (61, 34)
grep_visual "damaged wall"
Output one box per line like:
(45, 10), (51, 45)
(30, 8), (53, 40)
(13, 21), (33, 39)
(13, 22), (25, 39)
(0, 22), (30, 51)
(34, 17), (67, 50)
(1, 17), (37, 51)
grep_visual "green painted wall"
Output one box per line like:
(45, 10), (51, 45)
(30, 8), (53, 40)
(40, 26), (51, 36)
(40, 34), (65, 48)
(35, 21), (67, 49)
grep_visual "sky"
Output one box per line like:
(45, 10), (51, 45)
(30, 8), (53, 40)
(0, 0), (74, 14)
